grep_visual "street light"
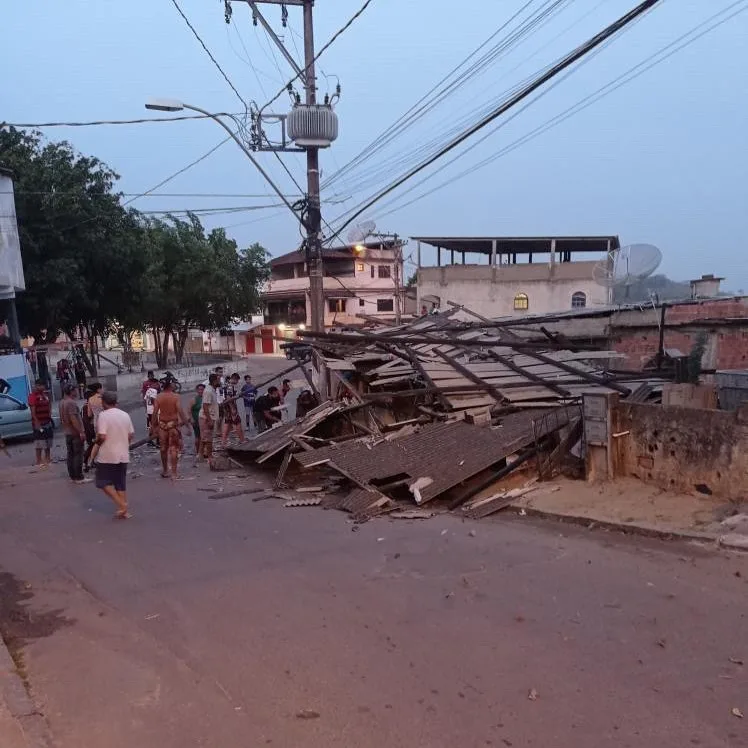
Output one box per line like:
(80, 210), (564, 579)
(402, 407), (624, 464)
(144, 98), (300, 221)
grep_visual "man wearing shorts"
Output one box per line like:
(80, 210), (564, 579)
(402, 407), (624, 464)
(92, 391), (134, 520)
(151, 377), (189, 479)
(28, 378), (54, 467)
(199, 373), (220, 459)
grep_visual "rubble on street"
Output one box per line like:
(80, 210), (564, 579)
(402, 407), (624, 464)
(229, 309), (668, 522)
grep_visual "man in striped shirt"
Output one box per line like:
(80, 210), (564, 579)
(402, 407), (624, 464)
(28, 378), (53, 468)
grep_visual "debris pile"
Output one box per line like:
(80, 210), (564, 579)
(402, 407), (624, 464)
(230, 309), (665, 521)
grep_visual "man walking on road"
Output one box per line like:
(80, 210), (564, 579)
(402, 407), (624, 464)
(28, 378), (53, 468)
(91, 391), (134, 520)
(151, 377), (189, 479)
(199, 373), (220, 460)
(59, 384), (89, 484)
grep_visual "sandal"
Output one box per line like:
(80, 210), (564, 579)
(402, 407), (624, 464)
(114, 510), (132, 520)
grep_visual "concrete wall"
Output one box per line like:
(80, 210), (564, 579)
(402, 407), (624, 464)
(417, 262), (608, 317)
(264, 250), (402, 327)
(614, 401), (748, 499)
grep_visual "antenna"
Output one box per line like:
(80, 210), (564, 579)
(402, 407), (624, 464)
(593, 243), (662, 288)
(346, 219), (377, 245)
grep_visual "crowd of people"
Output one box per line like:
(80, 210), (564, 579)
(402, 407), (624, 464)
(140, 365), (318, 477)
(17, 363), (319, 522)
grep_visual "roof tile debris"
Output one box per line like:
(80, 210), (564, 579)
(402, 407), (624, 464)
(228, 306), (667, 521)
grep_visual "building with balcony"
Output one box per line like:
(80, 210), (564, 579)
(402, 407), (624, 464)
(413, 235), (620, 318)
(255, 240), (404, 352)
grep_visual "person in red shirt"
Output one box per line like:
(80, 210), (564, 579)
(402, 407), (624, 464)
(28, 378), (54, 467)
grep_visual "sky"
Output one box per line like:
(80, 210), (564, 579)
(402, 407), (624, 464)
(2, 0), (747, 289)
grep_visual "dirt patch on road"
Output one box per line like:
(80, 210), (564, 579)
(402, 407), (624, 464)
(513, 477), (729, 535)
(0, 570), (72, 682)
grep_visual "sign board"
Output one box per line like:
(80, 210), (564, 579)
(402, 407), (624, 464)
(0, 173), (25, 298)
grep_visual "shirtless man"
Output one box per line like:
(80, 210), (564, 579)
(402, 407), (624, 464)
(151, 377), (189, 479)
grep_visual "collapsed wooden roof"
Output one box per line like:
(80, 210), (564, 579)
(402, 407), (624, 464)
(300, 309), (662, 413)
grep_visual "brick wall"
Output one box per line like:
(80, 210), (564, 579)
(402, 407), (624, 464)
(610, 297), (748, 370)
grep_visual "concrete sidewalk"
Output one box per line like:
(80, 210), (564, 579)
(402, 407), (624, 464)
(0, 634), (51, 748)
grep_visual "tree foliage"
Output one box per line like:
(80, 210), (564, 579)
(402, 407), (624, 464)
(0, 127), (270, 369)
(140, 215), (269, 367)
(0, 127), (141, 349)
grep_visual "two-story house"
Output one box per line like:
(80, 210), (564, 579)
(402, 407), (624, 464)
(248, 240), (403, 353)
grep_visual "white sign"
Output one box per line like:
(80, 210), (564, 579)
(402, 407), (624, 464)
(0, 173), (25, 297)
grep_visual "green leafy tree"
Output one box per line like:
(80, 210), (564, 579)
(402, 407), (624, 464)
(142, 215), (269, 367)
(0, 127), (143, 371)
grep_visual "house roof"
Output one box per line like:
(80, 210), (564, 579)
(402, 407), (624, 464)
(270, 239), (402, 267)
(271, 248), (352, 266)
(411, 235), (620, 255)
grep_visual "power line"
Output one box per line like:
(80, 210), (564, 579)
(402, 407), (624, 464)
(370, 0), (748, 222)
(170, 0), (252, 112)
(327, 0), (663, 239)
(323, 0), (566, 192)
(0, 114), (239, 128)
(323, 0), (610, 199)
(5, 191), (301, 198)
(258, 0), (376, 113)
(123, 136), (232, 206)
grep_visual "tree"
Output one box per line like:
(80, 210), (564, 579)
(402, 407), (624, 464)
(406, 272), (417, 288)
(142, 215), (269, 368)
(0, 128), (145, 372)
(1, 128), (270, 369)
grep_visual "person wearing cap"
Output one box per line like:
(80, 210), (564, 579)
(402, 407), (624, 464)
(90, 391), (134, 519)
(59, 383), (90, 484)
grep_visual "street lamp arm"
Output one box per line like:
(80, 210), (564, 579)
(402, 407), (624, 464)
(180, 103), (303, 225)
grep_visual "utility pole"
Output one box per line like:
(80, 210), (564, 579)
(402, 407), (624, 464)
(393, 237), (402, 325)
(228, 0), (338, 334)
(302, 0), (325, 334)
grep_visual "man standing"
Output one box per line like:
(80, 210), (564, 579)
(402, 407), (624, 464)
(199, 373), (220, 460)
(253, 386), (282, 432)
(92, 391), (134, 520)
(221, 373), (245, 448)
(151, 377), (189, 479)
(59, 384), (89, 484)
(73, 358), (87, 399)
(141, 370), (161, 399)
(241, 374), (257, 430)
(28, 378), (53, 468)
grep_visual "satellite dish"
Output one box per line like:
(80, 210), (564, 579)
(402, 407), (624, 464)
(346, 219), (377, 244)
(593, 243), (662, 287)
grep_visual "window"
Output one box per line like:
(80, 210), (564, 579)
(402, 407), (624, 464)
(377, 298), (394, 312)
(513, 292), (529, 311)
(370, 266), (375, 278)
(357, 263), (365, 272)
(328, 299), (346, 313)
(0, 395), (23, 412)
(571, 291), (587, 309)
(359, 298), (365, 307)
(378, 265), (392, 279)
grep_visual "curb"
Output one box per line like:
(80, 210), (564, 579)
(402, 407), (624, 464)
(0, 636), (53, 747)
(503, 504), (722, 546)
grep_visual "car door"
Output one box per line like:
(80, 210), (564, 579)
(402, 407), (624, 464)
(0, 393), (32, 438)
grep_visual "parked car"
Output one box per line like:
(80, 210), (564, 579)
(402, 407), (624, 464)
(0, 392), (33, 439)
(280, 342), (313, 363)
(0, 392), (60, 440)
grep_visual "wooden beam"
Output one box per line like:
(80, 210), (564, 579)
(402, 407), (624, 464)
(485, 349), (572, 398)
(434, 349), (506, 404)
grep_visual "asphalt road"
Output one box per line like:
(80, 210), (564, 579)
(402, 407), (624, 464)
(0, 423), (746, 748)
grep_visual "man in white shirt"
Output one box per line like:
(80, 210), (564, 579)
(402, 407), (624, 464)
(92, 391), (135, 519)
(199, 373), (220, 460)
